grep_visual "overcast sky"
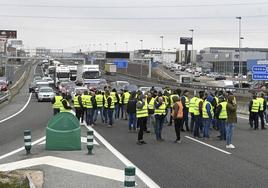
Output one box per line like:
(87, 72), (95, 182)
(0, 0), (268, 52)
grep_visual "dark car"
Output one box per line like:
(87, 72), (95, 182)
(215, 75), (226, 81)
(0, 81), (8, 91)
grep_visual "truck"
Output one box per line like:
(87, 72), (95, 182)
(55, 65), (70, 86)
(177, 74), (192, 84)
(104, 63), (117, 75)
(68, 65), (77, 81)
(76, 65), (101, 86)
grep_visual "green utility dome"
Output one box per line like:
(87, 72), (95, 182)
(46, 112), (81, 151)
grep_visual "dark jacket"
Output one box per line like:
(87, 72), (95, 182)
(127, 98), (137, 114)
(227, 95), (237, 123)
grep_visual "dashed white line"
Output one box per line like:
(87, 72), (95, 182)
(185, 136), (232, 155)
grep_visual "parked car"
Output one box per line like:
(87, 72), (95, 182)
(215, 75), (226, 80)
(138, 87), (151, 94)
(35, 81), (50, 93)
(37, 86), (55, 102)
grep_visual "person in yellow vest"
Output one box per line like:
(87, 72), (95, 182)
(118, 89), (124, 119)
(84, 91), (95, 126)
(122, 89), (131, 120)
(73, 91), (84, 121)
(51, 91), (63, 115)
(172, 96), (183, 143)
(181, 90), (190, 132)
(93, 90), (104, 123)
(111, 89), (120, 119)
(249, 93), (260, 130)
(257, 92), (267, 130)
(136, 94), (148, 145)
(163, 90), (171, 126)
(154, 92), (167, 141)
(215, 96), (227, 140)
(80, 91), (87, 123)
(193, 91), (204, 138)
(202, 94), (214, 138)
(147, 92), (155, 133)
(189, 93), (198, 133)
(60, 93), (72, 113)
(104, 90), (115, 127)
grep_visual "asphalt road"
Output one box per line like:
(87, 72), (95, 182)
(1, 63), (268, 187)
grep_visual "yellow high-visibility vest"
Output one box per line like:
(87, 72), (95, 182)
(148, 97), (155, 110)
(84, 95), (93, 109)
(193, 98), (201, 116)
(73, 95), (81, 108)
(123, 92), (130, 104)
(60, 99), (72, 113)
(219, 101), (227, 119)
(104, 95), (115, 109)
(53, 96), (63, 109)
(257, 97), (264, 111)
(136, 101), (148, 118)
(189, 96), (197, 113)
(251, 99), (260, 113)
(155, 102), (166, 115)
(202, 100), (214, 118)
(95, 94), (103, 108)
(111, 92), (118, 103)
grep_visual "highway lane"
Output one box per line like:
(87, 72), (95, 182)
(93, 115), (268, 188)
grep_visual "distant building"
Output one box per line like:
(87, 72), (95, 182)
(200, 47), (268, 75)
(35, 47), (50, 57)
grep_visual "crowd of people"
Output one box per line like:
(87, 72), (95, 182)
(51, 86), (268, 149)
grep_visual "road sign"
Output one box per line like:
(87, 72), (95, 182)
(180, 37), (192, 45)
(0, 30), (17, 39)
(114, 60), (128, 69)
(252, 65), (268, 80)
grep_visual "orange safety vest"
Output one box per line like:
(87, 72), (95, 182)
(172, 101), (183, 119)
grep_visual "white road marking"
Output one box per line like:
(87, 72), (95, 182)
(237, 115), (249, 120)
(38, 136), (99, 145)
(84, 124), (161, 188)
(0, 136), (45, 160)
(185, 136), (231, 155)
(0, 92), (32, 124)
(0, 156), (125, 182)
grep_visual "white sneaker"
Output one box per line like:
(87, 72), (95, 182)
(226, 145), (231, 149)
(229, 144), (235, 149)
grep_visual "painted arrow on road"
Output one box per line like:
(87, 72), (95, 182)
(0, 156), (124, 182)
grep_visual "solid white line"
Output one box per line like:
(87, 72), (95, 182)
(38, 137), (99, 145)
(0, 156), (125, 182)
(0, 92), (32, 124)
(185, 136), (232, 155)
(84, 124), (161, 188)
(0, 136), (45, 160)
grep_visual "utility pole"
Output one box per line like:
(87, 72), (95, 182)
(140, 40), (143, 50)
(236, 16), (242, 88)
(125, 41), (128, 51)
(189, 29), (194, 66)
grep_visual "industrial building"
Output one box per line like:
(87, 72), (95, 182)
(200, 47), (268, 75)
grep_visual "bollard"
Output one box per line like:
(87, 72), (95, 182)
(87, 130), (94, 155)
(124, 166), (136, 187)
(24, 130), (32, 155)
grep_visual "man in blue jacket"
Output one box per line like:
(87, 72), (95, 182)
(202, 94), (214, 138)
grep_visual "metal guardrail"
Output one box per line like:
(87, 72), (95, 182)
(0, 92), (10, 104)
(116, 71), (254, 97)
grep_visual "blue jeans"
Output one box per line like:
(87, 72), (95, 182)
(193, 115), (202, 137)
(218, 119), (226, 140)
(155, 116), (165, 140)
(86, 108), (94, 125)
(128, 113), (137, 129)
(104, 108), (114, 125)
(114, 103), (119, 119)
(190, 113), (195, 132)
(226, 123), (235, 145)
(93, 107), (104, 122)
(203, 118), (211, 138)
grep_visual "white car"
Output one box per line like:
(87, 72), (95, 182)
(42, 77), (54, 85)
(138, 87), (151, 94)
(71, 86), (88, 101)
(37, 87), (55, 102)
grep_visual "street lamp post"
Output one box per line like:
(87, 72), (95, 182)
(106, 43), (109, 51)
(189, 29), (194, 66)
(160, 36), (164, 64)
(140, 40), (143, 50)
(125, 41), (128, 51)
(236, 16), (242, 88)
(114, 42), (117, 52)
